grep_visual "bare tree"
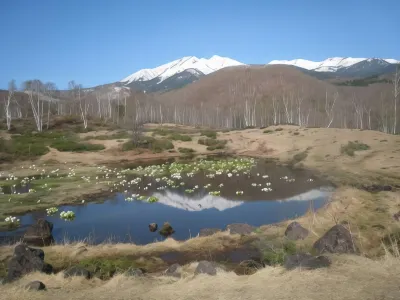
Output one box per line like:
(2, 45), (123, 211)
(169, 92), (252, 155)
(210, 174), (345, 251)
(325, 91), (337, 128)
(4, 80), (16, 130)
(24, 79), (44, 132)
(44, 82), (57, 129)
(393, 67), (400, 134)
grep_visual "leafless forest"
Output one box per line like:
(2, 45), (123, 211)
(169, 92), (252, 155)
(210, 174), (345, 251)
(1, 65), (399, 134)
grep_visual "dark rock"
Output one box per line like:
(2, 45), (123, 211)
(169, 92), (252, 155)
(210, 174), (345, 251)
(284, 222), (309, 240)
(149, 223), (158, 232)
(393, 211), (400, 221)
(164, 263), (181, 278)
(26, 281), (46, 291)
(194, 261), (217, 276)
(224, 246), (263, 264)
(23, 219), (54, 246)
(7, 244), (53, 282)
(159, 222), (175, 237)
(313, 224), (359, 254)
(227, 223), (255, 235)
(362, 184), (393, 193)
(199, 228), (221, 237)
(125, 268), (145, 277)
(64, 266), (91, 279)
(235, 259), (264, 275)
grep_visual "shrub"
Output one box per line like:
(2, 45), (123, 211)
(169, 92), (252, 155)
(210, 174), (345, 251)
(200, 130), (217, 139)
(263, 130), (273, 134)
(341, 141), (370, 156)
(275, 128), (284, 131)
(262, 241), (297, 266)
(293, 132), (300, 136)
(198, 138), (227, 150)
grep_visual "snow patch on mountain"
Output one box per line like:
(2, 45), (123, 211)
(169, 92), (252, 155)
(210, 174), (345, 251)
(268, 57), (399, 72)
(121, 55), (245, 84)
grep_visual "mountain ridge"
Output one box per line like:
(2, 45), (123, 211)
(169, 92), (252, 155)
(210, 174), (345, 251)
(121, 55), (245, 85)
(268, 57), (399, 72)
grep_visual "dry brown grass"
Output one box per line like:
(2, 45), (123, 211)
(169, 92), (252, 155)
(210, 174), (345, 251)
(2, 254), (400, 300)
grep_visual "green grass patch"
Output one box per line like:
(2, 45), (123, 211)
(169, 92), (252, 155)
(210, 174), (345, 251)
(83, 131), (130, 140)
(169, 133), (192, 142)
(200, 130), (217, 139)
(263, 130), (273, 134)
(50, 140), (105, 152)
(291, 151), (308, 165)
(275, 128), (284, 131)
(78, 257), (138, 279)
(341, 141), (370, 156)
(122, 136), (174, 153)
(178, 147), (195, 154)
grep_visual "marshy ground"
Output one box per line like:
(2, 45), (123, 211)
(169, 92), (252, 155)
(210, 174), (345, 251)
(1, 120), (400, 299)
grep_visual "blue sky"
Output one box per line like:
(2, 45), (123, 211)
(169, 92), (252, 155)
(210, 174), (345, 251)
(0, 0), (399, 89)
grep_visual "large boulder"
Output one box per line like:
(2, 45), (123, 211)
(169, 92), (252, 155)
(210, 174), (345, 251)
(159, 222), (175, 237)
(26, 281), (46, 291)
(164, 263), (181, 278)
(199, 228), (221, 237)
(194, 261), (217, 276)
(125, 268), (146, 277)
(23, 219), (54, 246)
(284, 253), (331, 270)
(313, 224), (359, 254)
(227, 223), (255, 235)
(64, 266), (92, 279)
(7, 244), (53, 282)
(284, 222), (309, 240)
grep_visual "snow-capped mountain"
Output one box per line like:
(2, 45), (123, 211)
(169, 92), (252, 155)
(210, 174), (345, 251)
(120, 55), (245, 92)
(268, 57), (399, 72)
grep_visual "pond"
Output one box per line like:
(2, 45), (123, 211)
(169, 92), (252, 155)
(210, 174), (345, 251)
(0, 158), (334, 245)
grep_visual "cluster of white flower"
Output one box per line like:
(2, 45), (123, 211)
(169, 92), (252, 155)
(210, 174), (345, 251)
(171, 173), (182, 180)
(261, 187), (273, 192)
(5, 216), (20, 224)
(209, 191), (221, 196)
(46, 207), (58, 215)
(307, 178), (314, 182)
(236, 191), (244, 195)
(60, 210), (75, 221)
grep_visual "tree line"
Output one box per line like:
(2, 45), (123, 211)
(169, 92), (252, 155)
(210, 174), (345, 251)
(1, 69), (399, 134)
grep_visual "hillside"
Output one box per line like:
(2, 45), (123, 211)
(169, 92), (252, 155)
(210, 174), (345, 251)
(156, 65), (390, 108)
